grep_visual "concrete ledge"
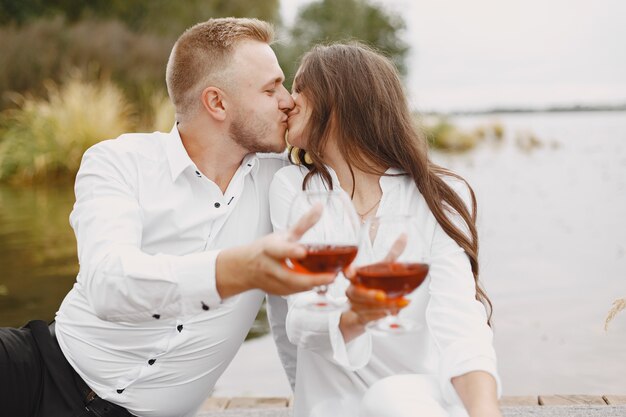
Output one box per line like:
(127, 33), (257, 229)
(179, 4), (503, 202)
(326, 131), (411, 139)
(195, 396), (626, 417)
(197, 410), (290, 417)
(196, 406), (626, 417)
(501, 405), (626, 417)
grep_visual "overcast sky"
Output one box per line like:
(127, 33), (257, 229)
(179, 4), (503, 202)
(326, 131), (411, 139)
(280, 0), (626, 112)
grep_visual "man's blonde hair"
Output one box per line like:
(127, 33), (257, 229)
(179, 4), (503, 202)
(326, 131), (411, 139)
(166, 18), (274, 120)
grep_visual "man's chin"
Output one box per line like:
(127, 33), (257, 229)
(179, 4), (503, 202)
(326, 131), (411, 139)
(267, 141), (288, 154)
(250, 139), (286, 154)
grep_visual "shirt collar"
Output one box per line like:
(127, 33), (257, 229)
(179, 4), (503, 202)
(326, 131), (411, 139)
(164, 124), (260, 181)
(164, 123), (195, 181)
(325, 165), (405, 192)
(380, 167), (406, 192)
(241, 153), (260, 177)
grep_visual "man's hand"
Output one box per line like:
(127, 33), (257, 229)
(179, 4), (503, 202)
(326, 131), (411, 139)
(216, 205), (336, 298)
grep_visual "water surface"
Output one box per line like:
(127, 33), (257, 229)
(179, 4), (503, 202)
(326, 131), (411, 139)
(435, 111), (626, 394)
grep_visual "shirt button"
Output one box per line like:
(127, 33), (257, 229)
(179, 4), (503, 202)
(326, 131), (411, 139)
(195, 170), (201, 177)
(177, 324), (183, 332)
(214, 202), (221, 208)
(152, 314), (160, 319)
(201, 302), (209, 311)
(117, 389), (125, 394)
(148, 359), (156, 365)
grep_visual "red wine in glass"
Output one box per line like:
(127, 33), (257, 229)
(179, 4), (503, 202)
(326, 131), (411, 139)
(354, 262), (429, 300)
(291, 244), (358, 274)
(286, 190), (360, 311)
(353, 215), (430, 334)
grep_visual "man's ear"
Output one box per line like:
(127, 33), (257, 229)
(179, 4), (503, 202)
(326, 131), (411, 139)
(201, 86), (228, 121)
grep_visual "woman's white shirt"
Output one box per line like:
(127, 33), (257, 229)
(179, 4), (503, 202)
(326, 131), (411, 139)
(268, 165), (501, 417)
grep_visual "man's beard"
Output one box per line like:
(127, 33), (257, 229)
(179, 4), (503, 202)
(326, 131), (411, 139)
(229, 112), (286, 154)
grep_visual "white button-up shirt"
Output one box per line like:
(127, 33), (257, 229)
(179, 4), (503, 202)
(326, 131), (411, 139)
(268, 165), (501, 417)
(55, 125), (287, 417)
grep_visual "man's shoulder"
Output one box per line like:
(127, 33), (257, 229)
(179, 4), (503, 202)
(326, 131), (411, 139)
(87, 131), (166, 162)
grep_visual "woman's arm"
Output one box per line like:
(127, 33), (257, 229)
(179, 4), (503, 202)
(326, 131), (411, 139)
(452, 371), (502, 417)
(424, 179), (502, 407)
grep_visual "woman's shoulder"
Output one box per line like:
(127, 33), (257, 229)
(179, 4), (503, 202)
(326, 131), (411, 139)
(273, 164), (311, 186)
(270, 164), (310, 195)
(276, 163), (310, 177)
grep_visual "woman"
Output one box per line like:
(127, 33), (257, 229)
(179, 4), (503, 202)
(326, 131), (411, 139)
(268, 43), (501, 417)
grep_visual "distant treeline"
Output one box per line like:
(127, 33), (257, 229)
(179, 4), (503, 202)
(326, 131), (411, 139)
(430, 103), (626, 116)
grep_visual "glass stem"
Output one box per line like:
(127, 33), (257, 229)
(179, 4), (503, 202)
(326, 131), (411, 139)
(315, 285), (328, 295)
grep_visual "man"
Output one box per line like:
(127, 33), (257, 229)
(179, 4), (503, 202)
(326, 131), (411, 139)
(0, 18), (333, 417)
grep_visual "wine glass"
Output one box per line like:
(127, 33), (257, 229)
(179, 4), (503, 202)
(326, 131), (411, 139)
(286, 190), (360, 311)
(352, 215), (430, 335)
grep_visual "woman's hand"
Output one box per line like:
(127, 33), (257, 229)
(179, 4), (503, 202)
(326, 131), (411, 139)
(339, 283), (409, 343)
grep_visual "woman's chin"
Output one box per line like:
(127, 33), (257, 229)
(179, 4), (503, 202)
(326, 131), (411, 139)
(286, 134), (305, 149)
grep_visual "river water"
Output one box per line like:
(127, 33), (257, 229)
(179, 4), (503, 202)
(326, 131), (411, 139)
(435, 111), (626, 395)
(1, 111), (625, 395)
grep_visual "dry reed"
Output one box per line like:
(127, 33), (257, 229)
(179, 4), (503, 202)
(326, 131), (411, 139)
(604, 298), (625, 331)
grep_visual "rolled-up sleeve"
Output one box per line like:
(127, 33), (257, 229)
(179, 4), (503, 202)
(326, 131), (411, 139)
(70, 143), (222, 323)
(425, 181), (501, 403)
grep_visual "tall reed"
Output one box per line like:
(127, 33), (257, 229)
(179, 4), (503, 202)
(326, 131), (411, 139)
(0, 75), (133, 184)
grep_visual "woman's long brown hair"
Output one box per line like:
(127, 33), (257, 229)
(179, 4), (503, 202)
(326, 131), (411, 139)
(292, 43), (492, 324)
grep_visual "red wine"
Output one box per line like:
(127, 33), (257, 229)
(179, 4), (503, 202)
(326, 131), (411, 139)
(291, 244), (358, 274)
(354, 262), (429, 299)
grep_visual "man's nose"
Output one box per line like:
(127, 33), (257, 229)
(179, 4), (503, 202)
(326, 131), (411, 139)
(278, 85), (295, 112)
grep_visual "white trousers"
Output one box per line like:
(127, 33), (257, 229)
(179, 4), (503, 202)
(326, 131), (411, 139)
(359, 375), (469, 417)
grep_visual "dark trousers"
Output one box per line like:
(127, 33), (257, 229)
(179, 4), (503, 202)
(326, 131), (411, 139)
(0, 320), (133, 417)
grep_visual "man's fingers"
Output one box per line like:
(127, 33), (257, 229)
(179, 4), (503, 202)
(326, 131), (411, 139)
(287, 203), (323, 242)
(343, 264), (356, 282)
(382, 233), (408, 263)
(264, 259), (336, 294)
(261, 232), (307, 259)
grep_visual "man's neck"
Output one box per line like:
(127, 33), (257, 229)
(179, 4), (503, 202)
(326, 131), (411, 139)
(177, 120), (248, 194)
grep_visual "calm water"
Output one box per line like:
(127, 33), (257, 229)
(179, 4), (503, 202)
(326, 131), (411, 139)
(1, 111), (625, 394)
(435, 111), (626, 394)
(0, 184), (77, 326)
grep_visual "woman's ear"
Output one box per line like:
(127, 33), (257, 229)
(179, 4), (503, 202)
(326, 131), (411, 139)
(201, 86), (227, 121)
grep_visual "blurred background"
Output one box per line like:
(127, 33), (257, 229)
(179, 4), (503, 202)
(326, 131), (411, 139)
(0, 0), (624, 398)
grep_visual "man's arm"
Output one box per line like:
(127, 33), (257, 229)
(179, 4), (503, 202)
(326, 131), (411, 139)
(72, 143), (333, 322)
(216, 204), (335, 298)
